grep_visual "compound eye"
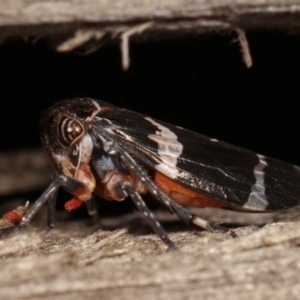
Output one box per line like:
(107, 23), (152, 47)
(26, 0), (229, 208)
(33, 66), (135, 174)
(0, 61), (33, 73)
(57, 116), (85, 147)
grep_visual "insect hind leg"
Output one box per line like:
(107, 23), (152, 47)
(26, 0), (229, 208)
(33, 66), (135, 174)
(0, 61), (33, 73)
(192, 214), (229, 232)
(160, 197), (229, 232)
(119, 150), (230, 234)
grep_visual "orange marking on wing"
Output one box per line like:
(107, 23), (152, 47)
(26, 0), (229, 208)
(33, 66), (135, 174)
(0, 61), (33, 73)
(154, 172), (227, 208)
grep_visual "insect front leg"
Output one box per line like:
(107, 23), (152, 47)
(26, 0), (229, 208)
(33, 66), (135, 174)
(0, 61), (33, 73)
(0, 175), (86, 237)
(46, 189), (58, 232)
(114, 181), (176, 250)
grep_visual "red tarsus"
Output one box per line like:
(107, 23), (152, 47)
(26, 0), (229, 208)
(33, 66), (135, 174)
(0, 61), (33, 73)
(4, 211), (23, 222)
(64, 198), (84, 212)
(0, 201), (30, 229)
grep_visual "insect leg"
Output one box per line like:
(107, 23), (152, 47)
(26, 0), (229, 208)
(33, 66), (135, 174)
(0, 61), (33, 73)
(84, 196), (101, 226)
(160, 199), (228, 232)
(46, 189), (58, 232)
(114, 181), (176, 250)
(0, 201), (30, 235)
(0, 175), (85, 237)
(20, 175), (84, 228)
(84, 196), (97, 217)
(119, 151), (175, 213)
(119, 151), (229, 233)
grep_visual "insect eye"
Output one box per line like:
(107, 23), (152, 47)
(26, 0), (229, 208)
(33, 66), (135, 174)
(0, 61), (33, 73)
(57, 116), (85, 147)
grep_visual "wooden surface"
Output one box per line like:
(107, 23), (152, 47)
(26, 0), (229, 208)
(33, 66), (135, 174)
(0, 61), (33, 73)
(1, 1), (300, 45)
(0, 207), (300, 300)
(1, 0), (300, 27)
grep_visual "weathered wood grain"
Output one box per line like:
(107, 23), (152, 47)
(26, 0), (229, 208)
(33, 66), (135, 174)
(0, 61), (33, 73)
(0, 1), (300, 48)
(0, 209), (299, 300)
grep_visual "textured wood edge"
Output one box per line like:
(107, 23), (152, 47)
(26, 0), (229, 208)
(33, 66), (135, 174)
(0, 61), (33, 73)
(0, 0), (299, 70)
(1, 0), (300, 27)
(0, 1), (300, 52)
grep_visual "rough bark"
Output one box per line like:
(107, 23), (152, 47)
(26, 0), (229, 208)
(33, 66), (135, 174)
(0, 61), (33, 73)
(1, 0), (300, 32)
